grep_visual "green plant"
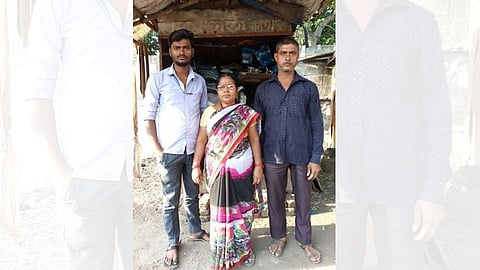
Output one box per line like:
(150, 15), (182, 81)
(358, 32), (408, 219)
(294, 0), (335, 46)
(141, 30), (159, 55)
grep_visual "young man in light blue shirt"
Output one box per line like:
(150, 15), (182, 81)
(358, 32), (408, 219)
(143, 28), (209, 269)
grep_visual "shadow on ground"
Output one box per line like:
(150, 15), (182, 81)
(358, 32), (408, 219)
(134, 158), (336, 270)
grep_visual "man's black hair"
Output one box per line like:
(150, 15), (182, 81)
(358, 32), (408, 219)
(168, 29), (194, 47)
(275, 37), (299, 52)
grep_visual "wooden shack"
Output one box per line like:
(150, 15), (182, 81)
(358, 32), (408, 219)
(133, 0), (334, 102)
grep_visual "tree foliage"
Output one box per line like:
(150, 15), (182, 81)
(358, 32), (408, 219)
(141, 30), (159, 55)
(294, 0), (335, 46)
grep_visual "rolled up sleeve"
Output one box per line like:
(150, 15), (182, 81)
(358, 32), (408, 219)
(143, 75), (160, 120)
(25, 0), (64, 101)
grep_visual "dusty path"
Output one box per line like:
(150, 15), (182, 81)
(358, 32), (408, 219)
(4, 157), (479, 269)
(133, 157), (336, 270)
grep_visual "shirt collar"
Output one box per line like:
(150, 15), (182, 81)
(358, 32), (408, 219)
(97, 0), (133, 37)
(338, 0), (412, 19)
(167, 64), (196, 81)
(375, 0), (411, 15)
(272, 71), (305, 85)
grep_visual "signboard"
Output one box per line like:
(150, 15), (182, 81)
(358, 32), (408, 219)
(157, 8), (293, 37)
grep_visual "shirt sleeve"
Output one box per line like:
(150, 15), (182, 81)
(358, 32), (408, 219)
(200, 106), (215, 127)
(199, 80), (209, 114)
(253, 84), (264, 118)
(308, 82), (324, 164)
(253, 83), (266, 144)
(416, 12), (452, 204)
(24, 0), (64, 101)
(143, 74), (160, 120)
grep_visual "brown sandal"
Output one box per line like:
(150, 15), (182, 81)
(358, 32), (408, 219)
(268, 238), (286, 257)
(164, 243), (180, 269)
(300, 244), (322, 264)
(188, 230), (210, 242)
(243, 251), (256, 267)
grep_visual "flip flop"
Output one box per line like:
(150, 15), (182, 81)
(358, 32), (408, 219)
(164, 243), (180, 269)
(243, 251), (256, 267)
(268, 239), (286, 257)
(188, 229), (209, 242)
(300, 244), (322, 264)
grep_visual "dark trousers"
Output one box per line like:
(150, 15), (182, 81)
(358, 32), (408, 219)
(264, 163), (313, 245)
(62, 168), (132, 270)
(336, 202), (425, 270)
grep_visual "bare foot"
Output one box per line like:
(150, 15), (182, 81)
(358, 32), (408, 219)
(243, 251), (256, 267)
(300, 244), (322, 264)
(268, 238), (286, 257)
(164, 243), (179, 268)
(188, 230), (210, 241)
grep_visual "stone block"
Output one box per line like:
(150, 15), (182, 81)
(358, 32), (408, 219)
(286, 207), (295, 216)
(199, 193), (210, 217)
(285, 193), (295, 208)
(260, 205), (269, 217)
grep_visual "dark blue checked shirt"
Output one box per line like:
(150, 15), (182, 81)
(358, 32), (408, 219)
(253, 72), (324, 166)
(336, 0), (451, 206)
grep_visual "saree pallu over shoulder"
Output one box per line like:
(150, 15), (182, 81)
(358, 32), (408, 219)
(204, 104), (260, 189)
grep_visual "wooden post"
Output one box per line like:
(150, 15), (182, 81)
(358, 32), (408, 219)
(144, 43), (150, 84)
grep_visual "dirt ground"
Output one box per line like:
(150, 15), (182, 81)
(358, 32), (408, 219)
(133, 157), (336, 270)
(2, 157), (480, 269)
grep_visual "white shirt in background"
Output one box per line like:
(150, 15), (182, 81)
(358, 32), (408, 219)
(25, 0), (134, 181)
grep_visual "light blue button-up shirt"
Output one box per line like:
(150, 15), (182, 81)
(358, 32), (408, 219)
(143, 65), (208, 155)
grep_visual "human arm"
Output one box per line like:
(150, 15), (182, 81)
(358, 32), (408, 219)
(415, 9), (451, 205)
(252, 85), (264, 119)
(307, 83), (324, 180)
(307, 162), (321, 181)
(143, 74), (163, 155)
(412, 11), (452, 241)
(253, 84), (265, 160)
(248, 122), (263, 185)
(26, 100), (72, 178)
(192, 127), (208, 185)
(199, 80), (209, 114)
(144, 120), (163, 155)
(25, 0), (72, 181)
(413, 200), (444, 241)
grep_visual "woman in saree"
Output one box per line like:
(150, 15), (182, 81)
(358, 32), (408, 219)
(192, 74), (264, 269)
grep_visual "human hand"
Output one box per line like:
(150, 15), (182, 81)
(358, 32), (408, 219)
(307, 162), (320, 180)
(412, 200), (444, 241)
(154, 145), (164, 157)
(192, 167), (203, 185)
(253, 167), (263, 185)
(51, 160), (73, 201)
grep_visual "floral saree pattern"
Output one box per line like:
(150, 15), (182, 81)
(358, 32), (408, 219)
(204, 104), (260, 269)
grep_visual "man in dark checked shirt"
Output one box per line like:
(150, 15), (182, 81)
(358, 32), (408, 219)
(336, 0), (452, 269)
(253, 37), (324, 264)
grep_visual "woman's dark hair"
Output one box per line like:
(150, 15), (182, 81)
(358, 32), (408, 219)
(168, 29), (194, 47)
(217, 73), (237, 86)
(275, 37), (299, 52)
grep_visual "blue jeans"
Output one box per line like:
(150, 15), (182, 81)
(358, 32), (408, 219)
(158, 152), (202, 244)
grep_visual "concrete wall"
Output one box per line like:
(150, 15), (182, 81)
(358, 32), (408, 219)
(296, 45), (334, 148)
